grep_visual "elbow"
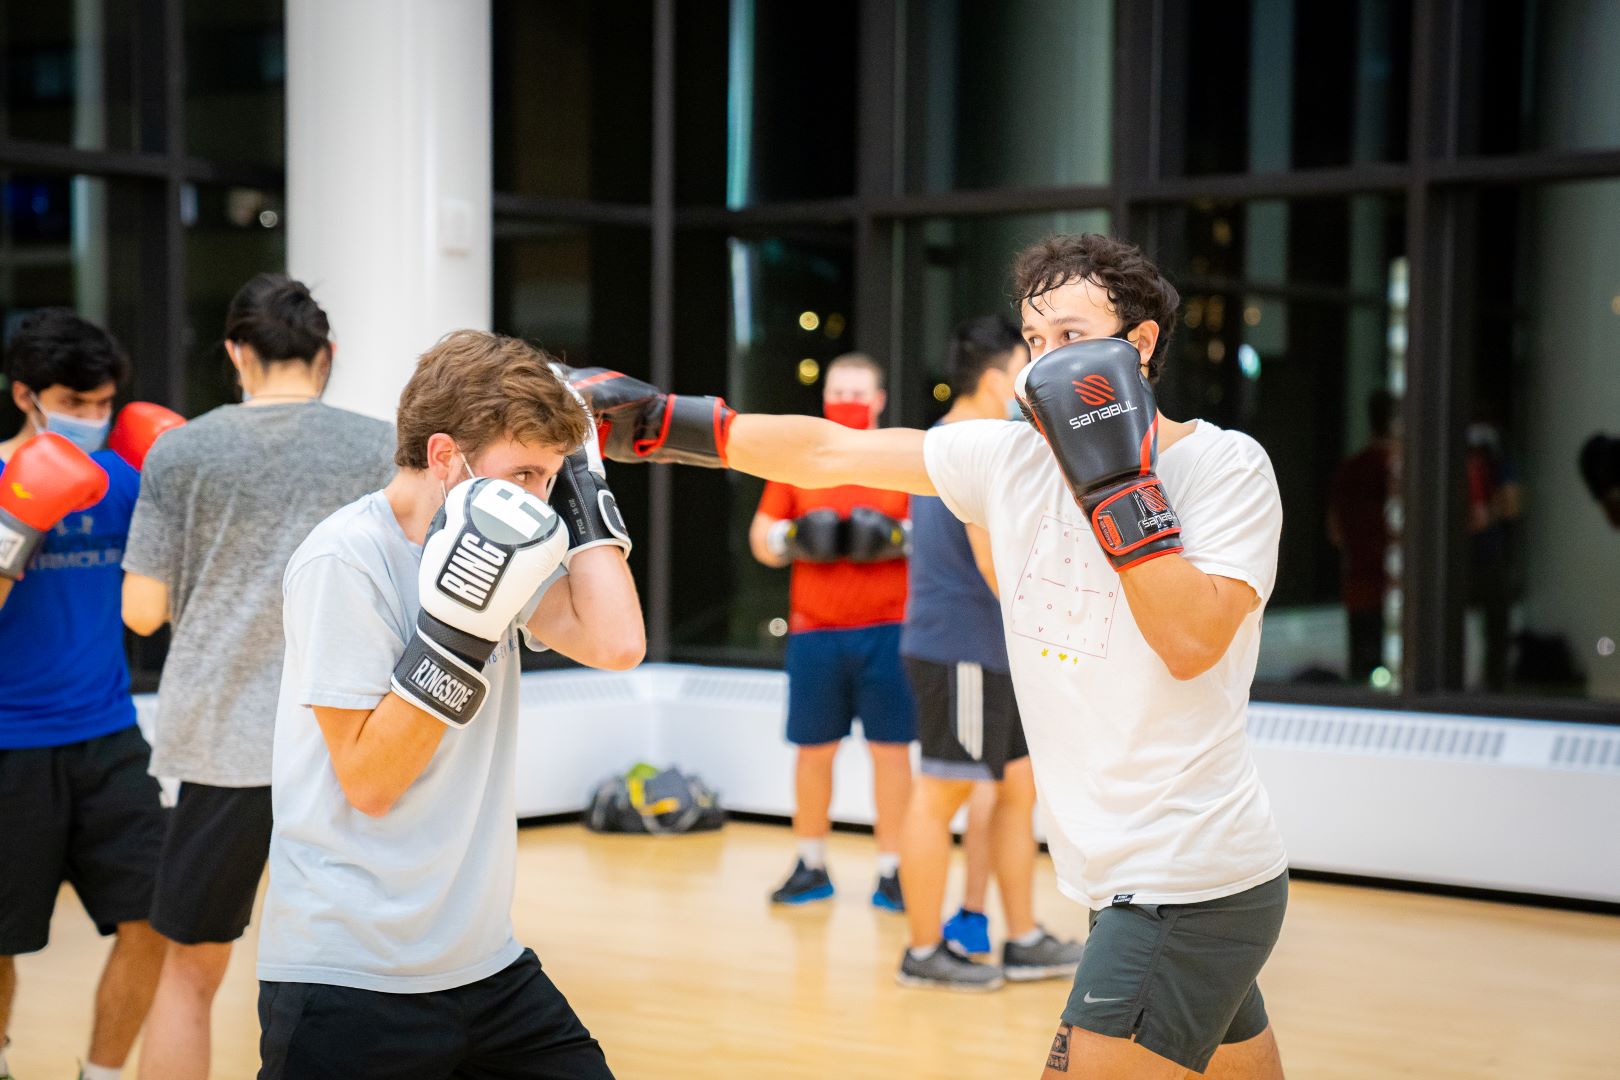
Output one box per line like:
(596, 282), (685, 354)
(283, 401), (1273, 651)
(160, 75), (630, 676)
(123, 609), (164, 637)
(599, 632), (646, 672)
(342, 779), (401, 819)
(1162, 643), (1222, 682)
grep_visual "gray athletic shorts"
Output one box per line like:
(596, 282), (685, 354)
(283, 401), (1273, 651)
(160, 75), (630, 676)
(1061, 872), (1288, 1073)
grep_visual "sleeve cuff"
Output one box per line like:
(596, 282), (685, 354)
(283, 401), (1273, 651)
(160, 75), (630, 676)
(298, 688), (389, 711)
(1182, 559), (1269, 603)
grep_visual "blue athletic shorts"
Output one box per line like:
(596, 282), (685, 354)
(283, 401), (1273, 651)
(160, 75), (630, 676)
(784, 623), (916, 746)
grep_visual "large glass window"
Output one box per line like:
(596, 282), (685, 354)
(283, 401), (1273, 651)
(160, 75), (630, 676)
(670, 228), (855, 660)
(1147, 194), (1408, 692)
(895, 209), (1109, 424)
(1, 2), (142, 152)
(1459, 1), (1620, 157)
(1163, 0), (1410, 175)
(1457, 179), (1620, 704)
(675, 0), (858, 207)
(182, 183), (285, 415)
(184, 0), (285, 166)
(492, 0), (652, 202)
(902, 0), (1111, 193)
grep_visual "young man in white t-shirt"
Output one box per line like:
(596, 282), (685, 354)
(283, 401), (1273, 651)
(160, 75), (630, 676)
(560, 233), (1288, 1079)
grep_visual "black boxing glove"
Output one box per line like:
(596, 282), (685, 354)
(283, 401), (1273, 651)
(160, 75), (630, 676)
(767, 509), (843, 563)
(549, 433), (632, 568)
(554, 363), (735, 468)
(844, 506), (910, 562)
(1015, 338), (1182, 571)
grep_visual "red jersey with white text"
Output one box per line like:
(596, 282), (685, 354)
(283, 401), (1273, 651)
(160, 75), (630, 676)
(757, 482), (909, 632)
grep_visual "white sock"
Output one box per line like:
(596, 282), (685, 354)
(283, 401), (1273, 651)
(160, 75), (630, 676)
(0, 1041), (9, 1075)
(82, 1063), (123, 1080)
(1010, 927), (1046, 947)
(908, 943), (941, 960)
(876, 852), (900, 878)
(797, 837), (827, 870)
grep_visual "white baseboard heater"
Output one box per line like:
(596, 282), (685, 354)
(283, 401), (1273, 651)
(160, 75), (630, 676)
(136, 664), (1620, 904)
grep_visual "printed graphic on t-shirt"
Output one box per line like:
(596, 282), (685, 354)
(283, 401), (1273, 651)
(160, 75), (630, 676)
(1009, 515), (1118, 663)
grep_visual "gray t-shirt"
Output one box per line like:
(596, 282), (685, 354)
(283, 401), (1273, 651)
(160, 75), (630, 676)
(123, 402), (395, 786)
(257, 491), (536, 993)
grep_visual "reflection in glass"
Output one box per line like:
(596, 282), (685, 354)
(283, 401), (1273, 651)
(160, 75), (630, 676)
(1166, 0), (1410, 175)
(1148, 195), (1407, 690)
(184, 0), (285, 165)
(1462, 180), (1620, 703)
(904, 0), (1111, 192)
(670, 230), (855, 658)
(1, 1), (141, 151)
(183, 184), (286, 414)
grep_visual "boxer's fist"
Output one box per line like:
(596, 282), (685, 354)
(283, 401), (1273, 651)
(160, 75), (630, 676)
(549, 433), (632, 567)
(1015, 339), (1182, 571)
(0, 433), (109, 579)
(392, 478), (568, 726)
(767, 509), (842, 563)
(555, 363), (734, 468)
(108, 402), (185, 470)
(845, 507), (910, 563)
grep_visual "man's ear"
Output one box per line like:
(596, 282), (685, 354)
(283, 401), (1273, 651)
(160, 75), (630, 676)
(424, 432), (458, 480)
(871, 388), (888, 421)
(10, 380), (35, 416)
(1128, 321), (1161, 374)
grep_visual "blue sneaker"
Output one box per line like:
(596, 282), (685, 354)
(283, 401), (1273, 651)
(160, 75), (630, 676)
(943, 907), (991, 955)
(872, 871), (905, 912)
(771, 859), (834, 904)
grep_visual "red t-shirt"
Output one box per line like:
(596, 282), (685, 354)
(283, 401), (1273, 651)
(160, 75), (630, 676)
(757, 482), (910, 632)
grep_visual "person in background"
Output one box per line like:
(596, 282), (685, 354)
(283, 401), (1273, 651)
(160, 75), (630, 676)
(749, 353), (916, 911)
(0, 310), (180, 1080)
(1326, 390), (1400, 684)
(1580, 433), (1620, 529)
(122, 275), (396, 1080)
(897, 316), (1084, 991)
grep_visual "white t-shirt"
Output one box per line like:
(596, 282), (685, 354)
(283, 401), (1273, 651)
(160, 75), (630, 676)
(258, 491), (551, 993)
(924, 418), (1288, 909)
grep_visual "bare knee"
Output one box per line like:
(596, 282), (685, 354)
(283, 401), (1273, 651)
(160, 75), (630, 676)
(915, 777), (972, 819)
(995, 760), (1037, 811)
(115, 920), (168, 956)
(160, 941), (233, 996)
(797, 742), (839, 766)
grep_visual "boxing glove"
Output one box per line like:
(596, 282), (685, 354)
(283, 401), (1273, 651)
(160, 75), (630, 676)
(555, 363), (735, 468)
(392, 477), (569, 727)
(549, 431), (632, 568)
(108, 402), (185, 471)
(0, 433), (110, 579)
(766, 509), (843, 563)
(1015, 339), (1182, 571)
(844, 506), (910, 563)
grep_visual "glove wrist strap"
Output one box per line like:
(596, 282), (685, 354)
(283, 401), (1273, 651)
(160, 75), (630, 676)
(1081, 475), (1183, 571)
(0, 507), (45, 579)
(392, 615), (493, 728)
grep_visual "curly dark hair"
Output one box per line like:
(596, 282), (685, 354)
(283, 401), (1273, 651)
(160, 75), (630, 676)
(1010, 233), (1181, 382)
(3, 308), (130, 393)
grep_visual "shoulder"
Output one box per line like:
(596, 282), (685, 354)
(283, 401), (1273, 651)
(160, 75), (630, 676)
(92, 449), (140, 496)
(926, 418), (1044, 465)
(313, 404), (393, 437)
(1168, 422), (1277, 485)
(139, 406), (233, 473)
(286, 495), (390, 578)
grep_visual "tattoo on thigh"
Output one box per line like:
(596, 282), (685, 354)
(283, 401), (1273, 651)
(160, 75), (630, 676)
(1047, 1025), (1072, 1072)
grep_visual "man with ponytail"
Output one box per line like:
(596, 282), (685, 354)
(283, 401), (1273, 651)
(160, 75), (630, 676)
(122, 274), (395, 1080)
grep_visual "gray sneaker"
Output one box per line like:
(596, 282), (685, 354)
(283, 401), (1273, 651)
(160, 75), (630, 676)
(896, 942), (1006, 992)
(1003, 929), (1085, 982)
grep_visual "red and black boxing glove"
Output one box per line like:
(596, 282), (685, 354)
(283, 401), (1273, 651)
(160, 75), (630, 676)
(1015, 338), (1182, 571)
(553, 364), (734, 468)
(108, 402), (185, 471)
(0, 433), (110, 579)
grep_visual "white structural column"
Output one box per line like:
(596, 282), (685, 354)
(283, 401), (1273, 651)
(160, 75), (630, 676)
(286, 0), (492, 421)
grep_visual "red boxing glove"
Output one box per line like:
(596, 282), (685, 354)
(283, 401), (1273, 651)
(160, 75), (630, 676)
(108, 402), (185, 470)
(0, 433), (109, 579)
(555, 364), (735, 468)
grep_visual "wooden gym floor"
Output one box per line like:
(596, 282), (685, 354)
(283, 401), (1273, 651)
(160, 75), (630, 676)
(10, 822), (1620, 1078)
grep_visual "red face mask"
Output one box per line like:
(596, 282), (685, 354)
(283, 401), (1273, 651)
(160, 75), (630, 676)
(823, 401), (874, 430)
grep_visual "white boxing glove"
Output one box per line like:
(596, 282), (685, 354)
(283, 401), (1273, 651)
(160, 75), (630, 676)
(392, 477), (569, 727)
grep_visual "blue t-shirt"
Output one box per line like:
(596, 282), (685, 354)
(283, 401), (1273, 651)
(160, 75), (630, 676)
(901, 489), (1010, 673)
(0, 448), (139, 748)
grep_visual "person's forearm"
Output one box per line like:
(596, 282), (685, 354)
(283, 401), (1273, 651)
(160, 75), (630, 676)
(324, 696), (449, 817)
(528, 551), (645, 669)
(727, 415), (934, 495)
(1120, 555), (1236, 680)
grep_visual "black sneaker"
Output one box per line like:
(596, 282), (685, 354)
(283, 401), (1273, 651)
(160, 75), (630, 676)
(896, 942), (1005, 992)
(770, 859), (834, 904)
(871, 871), (904, 912)
(1003, 929), (1085, 982)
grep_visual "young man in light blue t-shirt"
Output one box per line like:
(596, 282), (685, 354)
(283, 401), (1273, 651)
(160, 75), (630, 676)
(257, 332), (643, 1079)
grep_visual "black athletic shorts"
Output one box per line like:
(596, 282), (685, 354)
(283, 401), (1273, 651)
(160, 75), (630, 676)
(1062, 872), (1289, 1073)
(903, 657), (1028, 781)
(0, 725), (167, 954)
(151, 782), (272, 945)
(258, 948), (615, 1080)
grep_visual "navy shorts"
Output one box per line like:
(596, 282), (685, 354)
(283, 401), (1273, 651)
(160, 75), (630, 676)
(784, 623), (916, 746)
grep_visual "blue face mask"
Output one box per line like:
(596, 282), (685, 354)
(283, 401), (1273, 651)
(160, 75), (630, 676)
(32, 394), (110, 454)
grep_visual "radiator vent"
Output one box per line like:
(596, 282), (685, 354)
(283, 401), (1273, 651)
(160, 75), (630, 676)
(1249, 708), (1506, 763)
(676, 671), (787, 706)
(1550, 731), (1620, 772)
(519, 673), (639, 706)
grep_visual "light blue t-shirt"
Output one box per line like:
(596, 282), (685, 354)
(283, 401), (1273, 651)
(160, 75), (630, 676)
(257, 490), (541, 993)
